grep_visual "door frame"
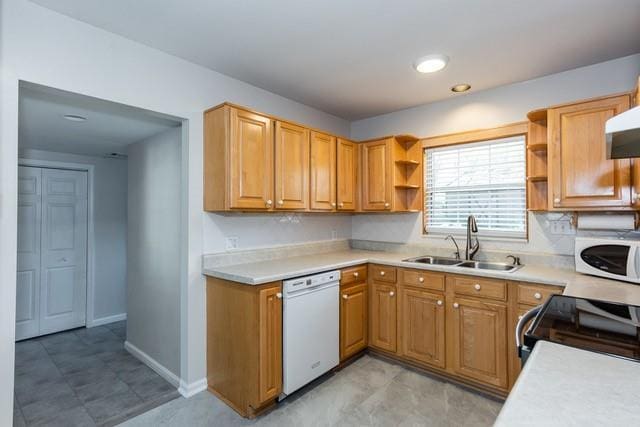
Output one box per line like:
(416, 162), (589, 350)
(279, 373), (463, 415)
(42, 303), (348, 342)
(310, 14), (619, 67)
(18, 158), (96, 329)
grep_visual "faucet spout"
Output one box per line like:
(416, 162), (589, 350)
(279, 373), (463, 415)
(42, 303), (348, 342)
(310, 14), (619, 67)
(465, 215), (480, 260)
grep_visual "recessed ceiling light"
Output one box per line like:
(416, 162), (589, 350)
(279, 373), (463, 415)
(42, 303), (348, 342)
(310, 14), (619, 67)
(63, 114), (87, 122)
(414, 54), (449, 73)
(451, 83), (471, 93)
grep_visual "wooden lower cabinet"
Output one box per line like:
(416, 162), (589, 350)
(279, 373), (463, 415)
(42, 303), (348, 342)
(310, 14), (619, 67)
(399, 287), (446, 368)
(369, 281), (397, 352)
(206, 277), (282, 418)
(448, 296), (508, 389)
(340, 282), (368, 360)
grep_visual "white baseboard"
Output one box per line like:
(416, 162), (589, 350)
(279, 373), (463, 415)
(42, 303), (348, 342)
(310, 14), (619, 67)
(88, 313), (127, 328)
(124, 340), (180, 388)
(178, 378), (208, 398)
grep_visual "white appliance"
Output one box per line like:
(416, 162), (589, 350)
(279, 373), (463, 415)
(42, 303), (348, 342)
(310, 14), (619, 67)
(606, 105), (640, 159)
(282, 270), (340, 397)
(575, 237), (640, 284)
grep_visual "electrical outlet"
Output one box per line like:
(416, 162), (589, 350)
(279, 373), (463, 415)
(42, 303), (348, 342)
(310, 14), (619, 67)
(224, 236), (239, 250)
(331, 230), (338, 240)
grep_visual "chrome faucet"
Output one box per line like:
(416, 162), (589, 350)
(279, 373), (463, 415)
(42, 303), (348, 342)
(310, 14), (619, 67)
(445, 234), (461, 260)
(465, 215), (479, 260)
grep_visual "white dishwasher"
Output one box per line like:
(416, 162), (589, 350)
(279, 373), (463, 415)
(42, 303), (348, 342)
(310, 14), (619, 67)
(281, 270), (340, 397)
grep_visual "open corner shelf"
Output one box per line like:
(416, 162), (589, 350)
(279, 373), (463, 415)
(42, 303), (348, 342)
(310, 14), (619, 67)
(527, 175), (548, 182)
(527, 143), (548, 152)
(395, 184), (420, 189)
(395, 159), (420, 166)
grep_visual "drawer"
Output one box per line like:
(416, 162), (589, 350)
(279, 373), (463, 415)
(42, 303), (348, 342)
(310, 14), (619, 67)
(370, 264), (397, 283)
(452, 276), (507, 301)
(401, 269), (444, 292)
(517, 283), (560, 305)
(341, 265), (368, 286)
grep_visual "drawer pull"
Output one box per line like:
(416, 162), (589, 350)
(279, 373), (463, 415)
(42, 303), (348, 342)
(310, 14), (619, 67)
(437, 300), (443, 306)
(534, 292), (542, 300)
(453, 302), (459, 309)
(380, 271), (386, 276)
(276, 292), (282, 299)
(418, 277), (425, 283)
(342, 294), (348, 300)
(474, 284), (481, 291)
(389, 291), (395, 297)
(353, 272), (359, 278)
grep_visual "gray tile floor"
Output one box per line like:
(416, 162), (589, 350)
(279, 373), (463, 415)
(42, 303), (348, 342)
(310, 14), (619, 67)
(13, 321), (179, 427)
(122, 355), (503, 427)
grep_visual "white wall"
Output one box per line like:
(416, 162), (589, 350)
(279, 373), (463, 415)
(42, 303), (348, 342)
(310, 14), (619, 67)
(0, 0), (351, 418)
(18, 149), (128, 322)
(127, 127), (181, 377)
(350, 55), (640, 256)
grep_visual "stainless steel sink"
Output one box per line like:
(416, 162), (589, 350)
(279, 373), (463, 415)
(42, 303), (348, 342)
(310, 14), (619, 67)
(457, 261), (522, 272)
(402, 256), (463, 266)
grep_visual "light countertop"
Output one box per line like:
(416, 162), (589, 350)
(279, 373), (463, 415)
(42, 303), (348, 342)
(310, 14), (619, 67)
(495, 341), (640, 426)
(203, 249), (640, 305)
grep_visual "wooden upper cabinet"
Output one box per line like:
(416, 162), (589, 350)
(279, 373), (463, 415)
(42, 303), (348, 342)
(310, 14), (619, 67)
(369, 281), (397, 352)
(257, 285), (283, 404)
(204, 105), (274, 211)
(399, 288), (445, 369)
(340, 282), (368, 361)
(310, 131), (337, 211)
(274, 121), (309, 210)
(448, 297), (508, 389)
(548, 94), (631, 209)
(336, 138), (359, 211)
(362, 138), (392, 211)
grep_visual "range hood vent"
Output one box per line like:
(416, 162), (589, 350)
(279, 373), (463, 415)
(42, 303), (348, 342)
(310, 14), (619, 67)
(606, 105), (640, 159)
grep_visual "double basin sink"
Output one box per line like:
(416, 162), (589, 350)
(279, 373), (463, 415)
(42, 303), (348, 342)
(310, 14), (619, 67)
(402, 255), (522, 272)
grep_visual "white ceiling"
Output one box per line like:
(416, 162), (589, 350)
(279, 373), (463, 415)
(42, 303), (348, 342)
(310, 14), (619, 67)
(19, 83), (181, 157)
(31, 0), (640, 120)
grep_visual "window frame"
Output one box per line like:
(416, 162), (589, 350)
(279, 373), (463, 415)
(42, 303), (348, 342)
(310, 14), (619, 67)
(420, 122), (529, 241)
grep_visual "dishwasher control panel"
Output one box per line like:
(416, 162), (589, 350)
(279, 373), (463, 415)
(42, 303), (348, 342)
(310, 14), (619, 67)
(283, 270), (341, 293)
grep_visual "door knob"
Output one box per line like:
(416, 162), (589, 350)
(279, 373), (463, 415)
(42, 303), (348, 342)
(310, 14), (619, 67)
(453, 302), (459, 309)
(418, 277), (424, 283)
(276, 292), (283, 299)
(474, 284), (481, 291)
(342, 294), (348, 300)
(534, 292), (542, 300)
(389, 291), (395, 297)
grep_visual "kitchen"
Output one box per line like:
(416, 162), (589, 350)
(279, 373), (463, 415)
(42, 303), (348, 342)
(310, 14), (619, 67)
(2, 1), (640, 426)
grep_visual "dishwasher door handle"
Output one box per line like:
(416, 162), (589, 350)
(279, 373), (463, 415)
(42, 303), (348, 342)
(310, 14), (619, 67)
(516, 305), (542, 356)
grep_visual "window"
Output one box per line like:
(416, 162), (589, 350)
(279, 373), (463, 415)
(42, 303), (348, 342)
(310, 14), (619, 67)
(424, 135), (527, 238)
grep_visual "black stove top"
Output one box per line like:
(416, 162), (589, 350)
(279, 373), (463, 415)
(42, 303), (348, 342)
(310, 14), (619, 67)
(524, 295), (640, 362)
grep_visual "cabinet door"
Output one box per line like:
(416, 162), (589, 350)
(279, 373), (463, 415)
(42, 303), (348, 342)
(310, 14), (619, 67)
(449, 297), (508, 388)
(229, 108), (274, 210)
(369, 282), (397, 352)
(340, 283), (368, 361)
(310, 131), (336, 210)
(336, 138), (358, 211)
(275, 121), (309, 210)
(257, 285), (282, 404)
(400, 288), (445, 369)
(548, 95), (631, 209)
(362, 139), (392, 211)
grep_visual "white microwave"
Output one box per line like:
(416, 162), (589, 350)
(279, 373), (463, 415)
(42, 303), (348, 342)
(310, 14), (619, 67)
(575, 237), (640, 284)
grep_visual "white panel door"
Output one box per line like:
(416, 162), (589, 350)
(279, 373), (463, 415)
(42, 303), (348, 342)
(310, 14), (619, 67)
(16, 167), (43, 340)
(39, 168), (88, 335)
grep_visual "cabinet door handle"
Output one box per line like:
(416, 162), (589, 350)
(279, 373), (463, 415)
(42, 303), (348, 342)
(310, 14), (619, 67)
(418, 277), (424, 283)
(474, 283), (481, 291)
(534, 292), (542, 300)
(389, 291), (395, 297)
(553, 197), (561, 204)
(384, 202), (390, 209)
(437, 300), (443, 306)
(266, 199), (273, 207)
(277, 200), (284, 206)
(453, 302), (459, 309)
(379, 271), (385, 276)
(353, 272), (359, 278)
(342, 294), (348, 300)
(276, 292), (283, 299)
(331, 202), (336, 207)
(338, 202), (344, 208)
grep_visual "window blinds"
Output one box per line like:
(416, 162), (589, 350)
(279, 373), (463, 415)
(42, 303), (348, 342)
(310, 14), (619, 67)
(424, 136), (526, 238)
